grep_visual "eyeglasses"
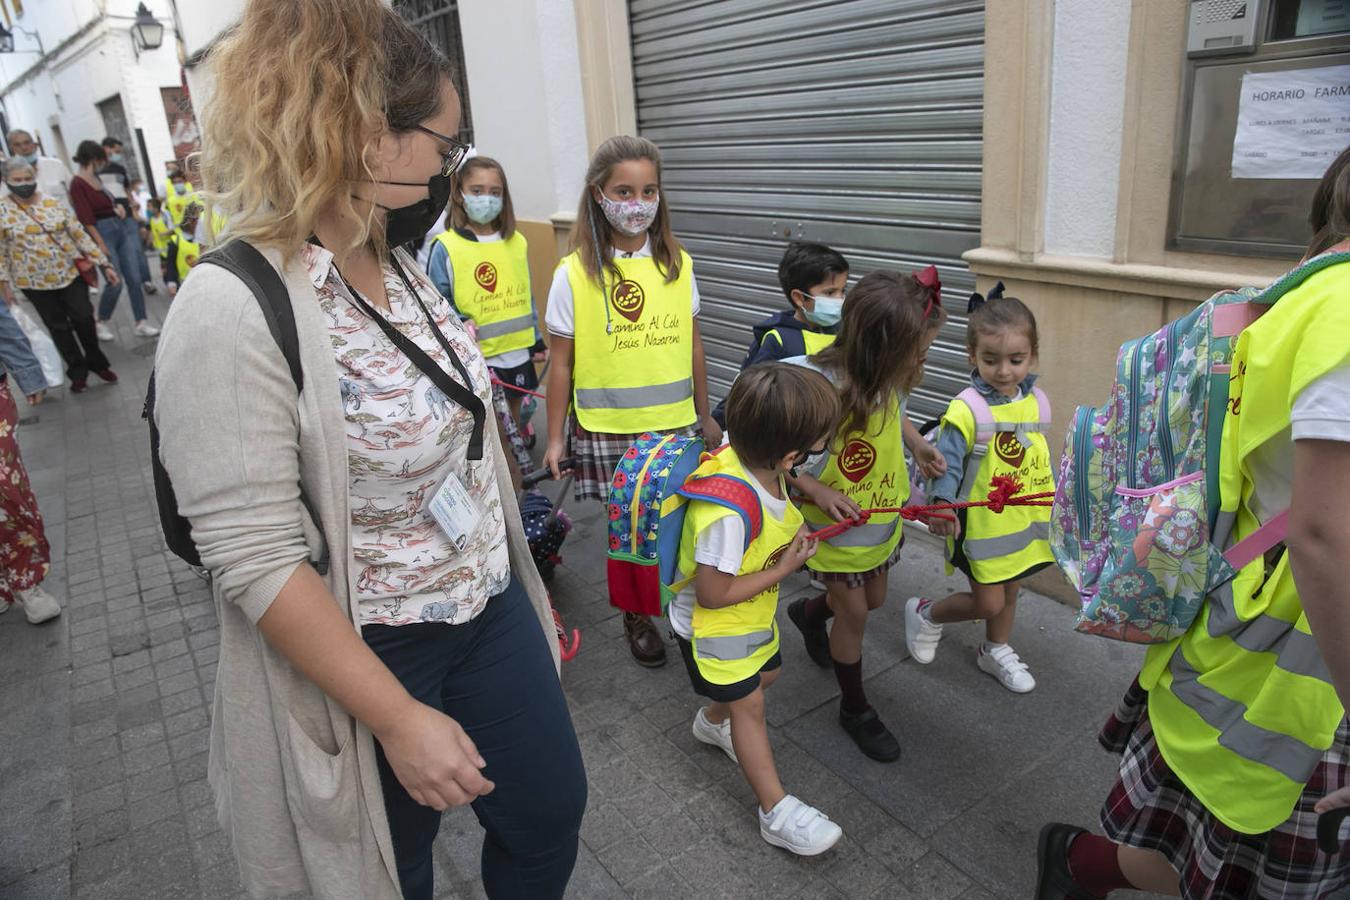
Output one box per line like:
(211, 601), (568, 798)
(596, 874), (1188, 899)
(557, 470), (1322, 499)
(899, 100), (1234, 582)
(415, 125), (472, 178)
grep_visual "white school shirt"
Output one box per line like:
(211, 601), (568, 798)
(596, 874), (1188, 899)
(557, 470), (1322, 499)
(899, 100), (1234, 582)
(1245, 364), (1350, 522)
(544, 235), (702, 338)
(668, 473), (790, 640)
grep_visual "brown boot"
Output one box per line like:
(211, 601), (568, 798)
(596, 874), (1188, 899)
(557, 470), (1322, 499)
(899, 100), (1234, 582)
(623, 612), (667, 667)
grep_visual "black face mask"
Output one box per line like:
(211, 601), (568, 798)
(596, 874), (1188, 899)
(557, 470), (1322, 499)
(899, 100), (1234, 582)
(7, 183), (36, 199)
(374, 170), (453, 248)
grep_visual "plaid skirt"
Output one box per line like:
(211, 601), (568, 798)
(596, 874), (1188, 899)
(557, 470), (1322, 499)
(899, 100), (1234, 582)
(812, 537), (906, 589)
(1099, 678), (1350, 899)
(568, 419), (700, 502)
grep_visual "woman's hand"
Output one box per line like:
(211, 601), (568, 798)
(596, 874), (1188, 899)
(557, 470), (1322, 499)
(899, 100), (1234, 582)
(25, 389), (45, 407)
(700, 414), (723, 449)
(809, 483), (864, 522)
(543, 435), (568, 480)
(375, 701), (494, 810)
(1316, 786), (1350, 815)
(103, 266), (121, 287)
(913, 440), (947, 479)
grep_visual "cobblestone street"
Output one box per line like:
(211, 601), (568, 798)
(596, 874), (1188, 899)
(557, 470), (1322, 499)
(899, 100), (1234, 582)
(0, 287), (1158, 899)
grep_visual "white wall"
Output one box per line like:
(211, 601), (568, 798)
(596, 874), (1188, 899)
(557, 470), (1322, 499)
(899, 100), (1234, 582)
(174, 0), (245, 62)
(1042, 0), (1133, 259)
(458, 0), (589, 221)
(0, 0), (184, 192)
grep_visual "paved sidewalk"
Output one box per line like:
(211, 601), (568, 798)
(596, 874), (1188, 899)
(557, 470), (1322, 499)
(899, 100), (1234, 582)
(0, 283), (1158, 899)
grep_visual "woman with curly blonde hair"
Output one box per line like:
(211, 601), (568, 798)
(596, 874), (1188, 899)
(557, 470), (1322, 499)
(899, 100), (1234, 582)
(152, 2), (585, 897)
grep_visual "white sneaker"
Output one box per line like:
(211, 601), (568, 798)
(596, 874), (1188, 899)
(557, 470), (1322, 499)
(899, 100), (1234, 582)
(977, 643), (1036, 693)
(17, 584), (61, 624)
(809, 576), (825, 591)
(134, 321), (160, 337)
(759, 794), (843, 856)
(95, 321), (115, 342)
(691, 707), (737, 763)
(905, 597), (944, 664)
(0, 598), (9, 614)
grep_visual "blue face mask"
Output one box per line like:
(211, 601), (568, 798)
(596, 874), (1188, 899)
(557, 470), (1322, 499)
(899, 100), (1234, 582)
(802, 295), (843, 327)
(174, 183), (187, 195)
(19, 153), (37, 166)
(462, 193), (502, 225)
(108, 153), (124, 165)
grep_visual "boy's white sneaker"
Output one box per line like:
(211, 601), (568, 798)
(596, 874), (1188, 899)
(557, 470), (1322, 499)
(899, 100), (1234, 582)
(17, 585), (61, 624)
(905, 597), (944, 664)
(977, 643), (1036, 693)
(691, 707), (737, 763)
(759, 794), (843, 856)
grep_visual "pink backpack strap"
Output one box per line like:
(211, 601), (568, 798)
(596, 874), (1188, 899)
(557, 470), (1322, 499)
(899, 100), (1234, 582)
(1031, 386), (1052, 429)
(1223, 508), (1289, 572)
(956, 387), (995, 446)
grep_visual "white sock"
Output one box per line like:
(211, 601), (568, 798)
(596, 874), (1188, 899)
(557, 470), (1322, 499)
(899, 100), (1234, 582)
(983, 641), (1008, 653)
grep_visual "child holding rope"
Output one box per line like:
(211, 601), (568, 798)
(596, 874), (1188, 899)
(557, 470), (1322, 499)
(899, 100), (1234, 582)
(784, 270), (947, 762)
(905, 286), (1055, 693)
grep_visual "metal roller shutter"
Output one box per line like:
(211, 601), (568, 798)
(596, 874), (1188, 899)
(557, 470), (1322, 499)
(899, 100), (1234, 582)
(628, 0), (985, 423)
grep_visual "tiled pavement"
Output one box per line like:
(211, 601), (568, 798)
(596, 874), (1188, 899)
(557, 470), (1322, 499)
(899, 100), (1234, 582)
(0, 277), (1161, 899)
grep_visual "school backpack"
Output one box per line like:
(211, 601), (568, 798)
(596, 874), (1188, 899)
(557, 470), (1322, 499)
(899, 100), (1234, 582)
(606, 434), (762, 616)
(1051, 248), (1350, 643)
(145, 240), (329, 573)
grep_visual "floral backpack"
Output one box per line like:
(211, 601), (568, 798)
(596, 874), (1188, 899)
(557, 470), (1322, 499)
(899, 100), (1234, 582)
(606, 434), (761, 617)
(1051, 248), (1350, 643)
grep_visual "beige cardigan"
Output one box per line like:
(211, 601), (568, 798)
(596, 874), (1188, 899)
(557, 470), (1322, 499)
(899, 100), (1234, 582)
(153, 246), (559, 899)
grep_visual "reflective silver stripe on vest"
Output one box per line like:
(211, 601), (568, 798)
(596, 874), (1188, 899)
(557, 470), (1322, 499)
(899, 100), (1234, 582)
(808, 516), (899, 547)
(574, 378), (693, 411)
(695, 629), (775, 662)
(1205, 581), (1331, 681)
(962, 521), (1050, 561)
(475, 313), (535, 340)
(1168, 648), (1323, 783)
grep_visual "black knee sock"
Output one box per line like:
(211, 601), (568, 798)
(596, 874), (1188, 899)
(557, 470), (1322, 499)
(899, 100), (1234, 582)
(803, 592), (833, 625)
(833, 657), (869, 715)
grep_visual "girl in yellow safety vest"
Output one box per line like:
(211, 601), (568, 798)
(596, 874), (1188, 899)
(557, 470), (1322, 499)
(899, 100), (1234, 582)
(673, 364), (845, 856)
(1033, 148), (1350, 899)
(543, 135), (722, 669)
(427, 156), (546, 441)
(784, 271), (947, 762)
(905, 292), (1053, 694)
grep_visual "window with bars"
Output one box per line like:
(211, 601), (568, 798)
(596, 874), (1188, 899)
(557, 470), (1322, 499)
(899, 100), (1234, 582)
(392, 0), (474, 144)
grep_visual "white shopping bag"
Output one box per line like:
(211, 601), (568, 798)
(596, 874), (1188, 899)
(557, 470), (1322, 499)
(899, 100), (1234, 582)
(12, 304), (65, 389)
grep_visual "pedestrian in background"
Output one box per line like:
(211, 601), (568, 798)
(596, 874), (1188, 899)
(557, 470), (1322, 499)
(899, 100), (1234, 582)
(96, 136), (157, 297)
(1, 129), (72, 204)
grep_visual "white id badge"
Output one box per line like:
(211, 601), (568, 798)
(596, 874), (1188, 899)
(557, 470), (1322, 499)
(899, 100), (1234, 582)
(428, 470), (483, 554)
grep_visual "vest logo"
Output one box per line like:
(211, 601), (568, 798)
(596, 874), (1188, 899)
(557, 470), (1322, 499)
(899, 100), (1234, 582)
(993, 431), (1026, 468)
(838, 439), (876, 483)
(763, 542), (791, 571)
(611, 280), (645, 322)
(474, 261), (498, 293)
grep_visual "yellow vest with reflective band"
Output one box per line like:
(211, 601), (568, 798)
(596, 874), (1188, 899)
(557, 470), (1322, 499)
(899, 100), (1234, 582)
(566, 249), (696, 434)
(166, 187), (199, 226)
(803, 391), (908, 572)
(149, 215), (174, 257)
(941, 391), (1055, 583)
(1141, 259), (1350, 834)
(764, 326), (836, 357)
(173, 232), (202, 283)
(436, 230), (535, 358)
(674, 446), (803, 685)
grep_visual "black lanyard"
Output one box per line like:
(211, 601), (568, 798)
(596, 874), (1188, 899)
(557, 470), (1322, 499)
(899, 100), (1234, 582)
(324, 244), (486, 461)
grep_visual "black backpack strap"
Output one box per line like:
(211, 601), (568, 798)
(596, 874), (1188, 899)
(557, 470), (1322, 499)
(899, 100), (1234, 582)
(197, 241), (330, 575)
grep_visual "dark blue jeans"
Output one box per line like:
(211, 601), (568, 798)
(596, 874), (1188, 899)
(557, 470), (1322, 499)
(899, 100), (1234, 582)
(363, 577), (586, 900)
(95, 216), (147, 322)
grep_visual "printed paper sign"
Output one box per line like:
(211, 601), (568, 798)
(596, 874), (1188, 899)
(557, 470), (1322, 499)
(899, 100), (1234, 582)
(1231, 64), (1350, 179)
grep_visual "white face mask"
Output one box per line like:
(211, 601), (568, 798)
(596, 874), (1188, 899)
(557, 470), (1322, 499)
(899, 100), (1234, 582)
(462, 193), (502, 225)
(598, 193), (659, 237)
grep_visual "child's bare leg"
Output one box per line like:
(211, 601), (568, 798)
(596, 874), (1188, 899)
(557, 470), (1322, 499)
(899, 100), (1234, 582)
(985, 582), (1020, 644)
(826, 582), (867, 664)
(863, 571), (889, 611)
(728, 686), (786, 813)
(707, 668), (779, 725)
(507, 392), (524, 429)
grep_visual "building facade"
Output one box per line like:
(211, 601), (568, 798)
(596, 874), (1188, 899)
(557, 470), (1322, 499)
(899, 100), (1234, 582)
(0, 0), (189, 195)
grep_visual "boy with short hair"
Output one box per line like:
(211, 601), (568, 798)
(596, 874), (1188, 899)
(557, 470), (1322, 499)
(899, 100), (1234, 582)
(712, 241), (848, 427)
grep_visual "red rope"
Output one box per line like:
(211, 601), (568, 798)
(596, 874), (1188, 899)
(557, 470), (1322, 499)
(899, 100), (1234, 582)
(809, 475), (1055, 542)
(490, 376), (548, 401)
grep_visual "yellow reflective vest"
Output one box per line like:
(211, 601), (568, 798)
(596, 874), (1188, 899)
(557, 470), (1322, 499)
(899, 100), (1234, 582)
(940, 389), (1054, 583)
(566, 249), (696, 434)
(171, 232), (202, 283)
(1142, 258), (1350, 834)
(802, 388), (908, 572)
(763, 326), (836, 357)
(166, 186), (199, 226)
(435, 230), (535, 358)
(674, 446), (802, 685)
(149, 214), (174, 258)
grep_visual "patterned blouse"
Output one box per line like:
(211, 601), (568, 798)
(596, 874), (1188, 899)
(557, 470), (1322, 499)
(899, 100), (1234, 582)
(305, 243), (510, 626)
(0, 195), (108, 291)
